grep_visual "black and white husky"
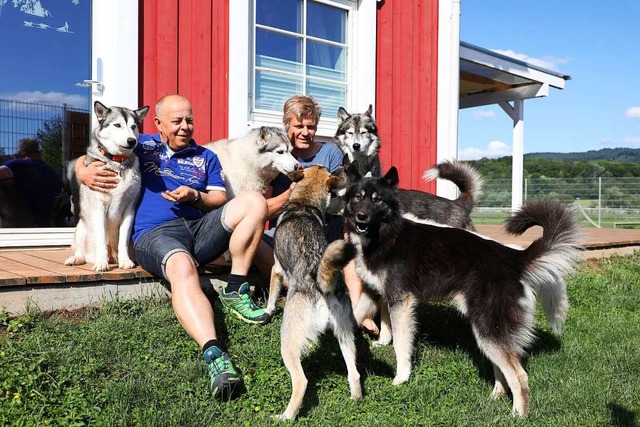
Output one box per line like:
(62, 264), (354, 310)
(334, 105), (381, 177)
(335, 164), (582, 416)
(65, 101), (149, 271)
(335, 106), (483, 230)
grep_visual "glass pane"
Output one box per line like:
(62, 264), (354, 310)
(256, 0), (301, 33)
(306, 40), (346, 82)
(256, 29), (302, 74)
(306, 79), (346, 119)
(0, 0), (91, 229)
(307, 1), (346, 43)
(256, 71), (302, 112)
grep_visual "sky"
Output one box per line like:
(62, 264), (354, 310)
(0, 1), (639, 159)
(0, 0), (90, 107)
(458, 0), (640, 160)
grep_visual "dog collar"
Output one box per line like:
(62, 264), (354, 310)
(99, 146), (130, 163)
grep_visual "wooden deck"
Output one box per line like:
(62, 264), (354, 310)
(1, 225), (639, 288)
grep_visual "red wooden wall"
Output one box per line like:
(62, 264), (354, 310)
(138, 1), (440, 193)
(138, 0), (229, 144)
(375, 0), (439, 193)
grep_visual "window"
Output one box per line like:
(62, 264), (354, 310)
(254, 0), (348, 119)
(228, 0), (376, 138)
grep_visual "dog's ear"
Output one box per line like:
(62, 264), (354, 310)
(337, 107), (350, 124)
(327, 167), (346, 189)
(365, 104), (373, 116)
(257, 126), (270, 152)
(94, 101), (109, 122)
(135, 106), (150, 121)
(347, 160), (362, 183)
(341, 153), (351, 168)
(381, 166), (399, 189)
(287, 169), (305, 183)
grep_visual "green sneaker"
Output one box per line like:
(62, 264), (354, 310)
(219, 282), (271, 325)
(203, 345), (242, 400)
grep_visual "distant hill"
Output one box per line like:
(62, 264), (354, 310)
(524, 147), (640, 163)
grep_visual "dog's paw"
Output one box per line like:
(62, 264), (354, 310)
(64, 256), (85, 266)
(372, 337), (392, 347)
(118, 258), (136, 269)
(92, 261), (110, 272)
(490, 381), (507, 399)
(392, 372), (410, 385)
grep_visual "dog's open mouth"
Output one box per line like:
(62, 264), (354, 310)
(355, 222), (369, 234)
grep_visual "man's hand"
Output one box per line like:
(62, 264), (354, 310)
(75, 157), (118, 193)
(162, 185), (199, 204)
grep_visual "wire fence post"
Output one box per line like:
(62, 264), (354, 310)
(61, 103), (68, 181)
(598, 176), (602, 227)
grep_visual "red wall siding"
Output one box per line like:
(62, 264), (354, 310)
(376, 0), (438, 192)
(139, 0), (229, 143)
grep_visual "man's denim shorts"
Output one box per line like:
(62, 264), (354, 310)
(134, 204), (233, 280)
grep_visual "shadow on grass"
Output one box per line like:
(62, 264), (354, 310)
(608, 402), (637, 427)
(413, 303), (562, 385)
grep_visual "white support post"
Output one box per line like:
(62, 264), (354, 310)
(499, 99), (524, 211)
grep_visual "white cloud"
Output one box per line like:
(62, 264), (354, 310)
(472, 110), (496, 119)
(623, 137), (640, 146)
(600, 137), (615, 146)
(459, 140), (512, 161)
(0, 91), (88, 109)
(491, 49), (570, 72)
(624, 107), (640, 119)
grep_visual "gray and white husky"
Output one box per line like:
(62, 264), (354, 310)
(65, 101), (149, 271)
(334, 105), (381, 177)
(204, 126), (299, 199)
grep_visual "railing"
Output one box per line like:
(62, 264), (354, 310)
(0, 97), (90, 175)
(475, 177), (640, 228)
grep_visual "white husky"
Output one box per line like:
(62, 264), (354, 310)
(204, 126), (299, 198)
(64, 101), (149, 271)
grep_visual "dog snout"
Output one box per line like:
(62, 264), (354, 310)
(352, 143), (361, 151)
(126, 137), (137, 148)
(356, 211), (369, 223)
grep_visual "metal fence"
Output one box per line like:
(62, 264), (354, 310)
(476, 177), (640, 228)
(0, 97), (90, 175)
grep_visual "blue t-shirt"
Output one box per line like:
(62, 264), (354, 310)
(132, 133), (225, 243)
(272, 141), (343, 196)
(4, 158), (62, 224)
(270, 141), (344, 240)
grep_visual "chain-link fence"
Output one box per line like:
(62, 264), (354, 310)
(0, 97), (90, 176)
(475, 177), (640, 228)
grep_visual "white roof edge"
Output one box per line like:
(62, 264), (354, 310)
(460, 41), (570, 90)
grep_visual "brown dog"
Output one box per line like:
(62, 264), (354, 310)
(267, 165), (361, 420)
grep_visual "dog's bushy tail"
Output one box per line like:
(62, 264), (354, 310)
(506, 200), (583, 333)
(317, 240), (356, 295)
(423, 160), (483, 210)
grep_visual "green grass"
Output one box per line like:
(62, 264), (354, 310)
(2, 253), (639, 426)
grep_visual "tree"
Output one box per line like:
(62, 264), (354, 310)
(36, 116), (63, 175)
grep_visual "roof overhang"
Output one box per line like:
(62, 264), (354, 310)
(459, 41), (570, 109)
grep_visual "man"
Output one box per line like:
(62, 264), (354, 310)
(76, 95), (269, 399)
(0, 138), (63, 227)
(253, 95), (344, 279)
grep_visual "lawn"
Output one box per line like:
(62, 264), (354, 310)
(1, 253), (638, 426)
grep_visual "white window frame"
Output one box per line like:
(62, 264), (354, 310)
(228, 0), (376, 140)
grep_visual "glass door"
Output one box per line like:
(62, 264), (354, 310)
(0, 0), (138, 247)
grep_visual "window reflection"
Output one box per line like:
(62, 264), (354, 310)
(0, 1), (90, 229)
(254, 0), (348, 119)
